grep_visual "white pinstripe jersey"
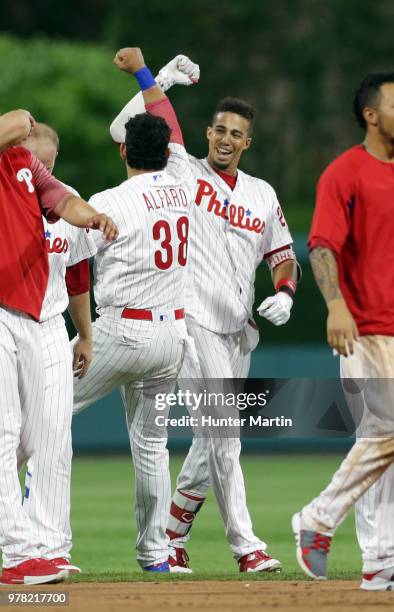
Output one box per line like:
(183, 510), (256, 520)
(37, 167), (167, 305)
(40, 184), (97, 322)
(186, 157), (293, 333)
(89, 144), (193, 312)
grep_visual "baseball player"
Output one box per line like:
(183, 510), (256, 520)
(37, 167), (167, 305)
(0, 109), (117, 585)
(15, 122), (97, 576)
(110, 57), (299, 573)
(292, 72), (394, 591)
(72, 47), (195, 572)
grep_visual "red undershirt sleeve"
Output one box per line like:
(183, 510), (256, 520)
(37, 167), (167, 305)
(145, 98), (183, 145)
(65, 259), (91, 296)
(29, 152), (70, 223)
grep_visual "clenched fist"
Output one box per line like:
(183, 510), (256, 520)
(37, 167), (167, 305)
(157, 55), (200, 91)
(114, 47), (145, 74)
(257, 292), (293, 326)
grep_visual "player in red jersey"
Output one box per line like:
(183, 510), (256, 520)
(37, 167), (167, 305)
(292, 72), (394, 590)
(15, 122), (98, 578)
(0, 109), (118, 585)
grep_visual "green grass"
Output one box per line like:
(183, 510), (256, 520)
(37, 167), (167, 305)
(68, 454), (361, 582)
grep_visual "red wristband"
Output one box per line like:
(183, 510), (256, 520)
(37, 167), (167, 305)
(275, 278), (296, 299)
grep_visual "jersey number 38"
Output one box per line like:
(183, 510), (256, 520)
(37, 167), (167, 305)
(153, 216), (189, 270)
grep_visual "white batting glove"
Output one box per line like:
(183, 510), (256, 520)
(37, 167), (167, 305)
(156, 55), (200, 92)
(257, 292), (293, 326)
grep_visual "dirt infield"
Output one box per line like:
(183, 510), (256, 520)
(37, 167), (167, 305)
(2, 580), (394, 612)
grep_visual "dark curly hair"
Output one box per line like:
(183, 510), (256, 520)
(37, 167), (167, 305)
(353, 72), (394, 129)
(212, 97), (255, 133)
(124, 113), (171, 170)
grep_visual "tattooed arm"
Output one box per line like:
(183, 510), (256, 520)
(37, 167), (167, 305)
(310, 247), (359, 356)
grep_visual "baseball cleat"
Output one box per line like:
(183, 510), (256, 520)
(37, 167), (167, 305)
(169, 546), (193, 574)
(360, 568), (394, 591)
(292, 512), (331, 579)
(238, 550), (282, 573)
(143, 560), (170, 572)
(0, 558), (68, 585)
(49, 557), (81, 574)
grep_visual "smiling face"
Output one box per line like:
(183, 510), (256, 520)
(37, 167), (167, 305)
(207, 112), (252, 176)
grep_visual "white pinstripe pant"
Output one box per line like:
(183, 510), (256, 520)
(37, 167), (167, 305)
(0, 306), (44, 568)
(343, 336), (394, 573)
(302, 336), (394, 573)
(18, 316), (73, 561)
(72, 310), (187, 567)
(174, 317), (266, 559)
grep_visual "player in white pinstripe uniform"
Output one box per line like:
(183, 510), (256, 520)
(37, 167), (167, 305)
(17, 124), (97, 576)
(111, 58), (299, 573)
(0, 109), (117, 586)
(72, 47), (196, 572)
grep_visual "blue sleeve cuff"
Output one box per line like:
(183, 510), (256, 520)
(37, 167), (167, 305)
(134, 66), (156, 91)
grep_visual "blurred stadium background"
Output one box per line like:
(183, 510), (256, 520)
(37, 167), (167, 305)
(1, 0), (392, 456)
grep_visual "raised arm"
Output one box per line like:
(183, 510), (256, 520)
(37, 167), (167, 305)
(110, 54), (199, 143)
(310, 247), (359, 357)
(114, 47), (166, 106)
(113, 47), (183, 145)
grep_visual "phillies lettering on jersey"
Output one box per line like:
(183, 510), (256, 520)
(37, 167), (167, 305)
(46, 234), (69, 254)
(40, 183), (97, 322)
(195, 178), (265, 235)
(89, 143), (193, 313)
(16, 167), (34, 193)
(185, 156), (293, 334)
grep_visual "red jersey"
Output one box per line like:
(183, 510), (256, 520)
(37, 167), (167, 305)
(309, 144), (394, 336)
(0, 146), (70, 320)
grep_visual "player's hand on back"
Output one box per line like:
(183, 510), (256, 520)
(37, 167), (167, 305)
(86, 213), (118, 242)
(157, 55), (200, 91)
(257, 292), (293, 326)
(114, 48), (145, 74)
(327, 298), (359, 357)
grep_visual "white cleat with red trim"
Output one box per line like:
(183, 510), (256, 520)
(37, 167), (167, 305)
(0, 558), (68, 585)
(238, 550), (282, 573)
(168, 546), (193, 574)
(361, 568), (394, 591)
